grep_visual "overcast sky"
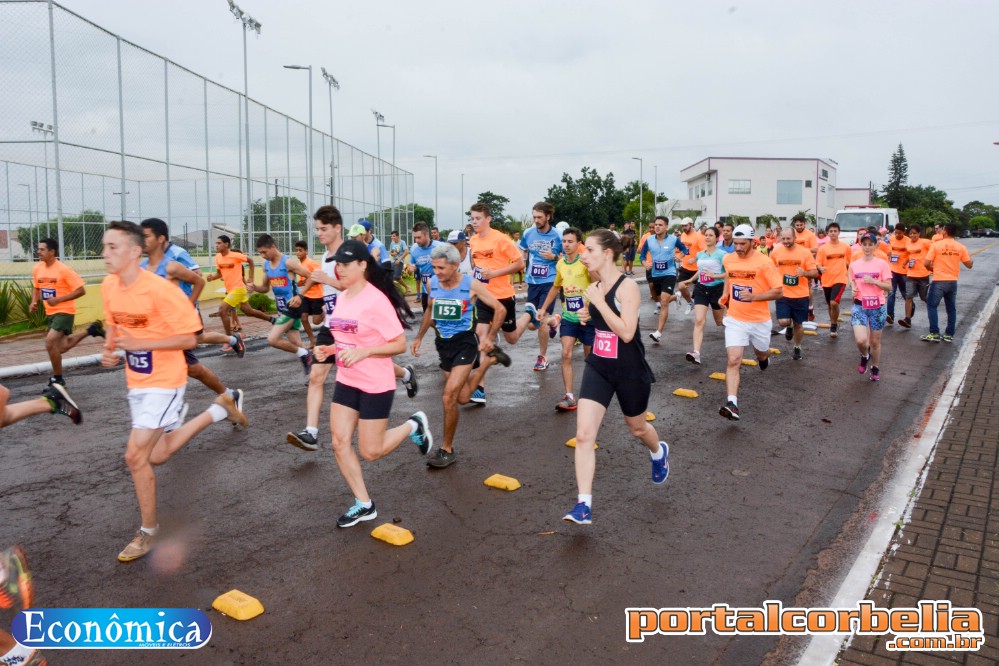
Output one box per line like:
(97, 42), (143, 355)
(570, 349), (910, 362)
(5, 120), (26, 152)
(55, 0), (999, 228)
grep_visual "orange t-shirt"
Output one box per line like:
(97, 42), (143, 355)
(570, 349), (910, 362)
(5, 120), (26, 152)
(297, 256), (324, 299)
(102, 270), (203, 389)
(851, 248), (889, 263)
(931, 233), (943, 242)
(214, 251), (249, 292)
(905, 238), (932, 278)
(769, 244), (817, 299)
(925, 238), (971, 282)
(469, 228), (521, 299)
(722, 251), (782, 323)
(816, 242), (850, 287)
(32, 260), (85, 316)
(638, 232), (653, 267)
(678, 231), (705, 272)
(887, 236), (910, 274)
(794, 229), (819, 253)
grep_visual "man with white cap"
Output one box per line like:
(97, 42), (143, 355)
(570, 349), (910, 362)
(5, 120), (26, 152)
(447, 229), (474, 275)
(718, 224), (783, 421)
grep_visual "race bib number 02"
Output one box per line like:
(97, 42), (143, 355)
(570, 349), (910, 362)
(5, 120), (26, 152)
(593, 330), (618, 359)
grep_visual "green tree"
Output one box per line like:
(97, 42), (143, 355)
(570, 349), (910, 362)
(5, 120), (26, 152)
(545, 167), (628, 231)
(622, 194), (656, 223)
(245, 196), (308, 251)
(757, 214), (780, 229)
(412, 204), (435, 228)
(16, 210), (106, 260)
(968, 214), (995, 230)
(468, 191), (511, 223)
(883, 143), (909, 209)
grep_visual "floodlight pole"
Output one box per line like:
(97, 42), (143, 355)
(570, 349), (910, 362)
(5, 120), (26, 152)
(632, 157), (643, 226)
(424, 155), (437, 229)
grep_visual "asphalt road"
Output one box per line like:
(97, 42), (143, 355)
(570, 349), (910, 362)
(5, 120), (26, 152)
(2, 239), (997, 665)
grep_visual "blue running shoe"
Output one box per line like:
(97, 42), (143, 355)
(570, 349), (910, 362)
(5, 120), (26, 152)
(336, 500), (377, 528)
(408, 411), (434, 455)
(469, 386), (486, 405)
(524, 302), (540, 328)
(651, 442), (669, 484)
(562, 502), (592, 525)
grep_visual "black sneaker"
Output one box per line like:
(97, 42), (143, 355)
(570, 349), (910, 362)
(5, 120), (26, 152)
(232, 332), (245, 358)
(487, 347), (511, 368)
(232, 388), (245, 415)
(44, 384), (81, 425)
(719, 401), (740, 421)
(829, 323), (838, 338)
(784, 326), (793, 341)
(287, 430), (319, 452)
(898, 318), (911, 329)
(792, 346), (802, 361)
(408, 411), (433, 455)
(336, 501), (377, 528)
(87, 321), (106, 338)
(402, 364), (418, 398)
(268, 315), (278, 325)
(886, 314), (894, 325)
(427, 448), (457, 469)
(46, 376), (66, 388)
(758, 356), (769, 371)
(299, 351), (314, 376)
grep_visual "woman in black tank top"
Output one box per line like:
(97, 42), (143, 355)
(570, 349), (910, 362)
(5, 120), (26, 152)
(562, 230), (670, 526)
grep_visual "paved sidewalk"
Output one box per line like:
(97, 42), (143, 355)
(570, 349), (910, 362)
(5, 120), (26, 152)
(838, 305), (999, 665)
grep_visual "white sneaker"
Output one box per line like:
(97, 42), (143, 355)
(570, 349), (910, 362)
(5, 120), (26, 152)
(684, 302), (693, 315)
(649, 330), (662, 344)
(654, 305), (661, 315)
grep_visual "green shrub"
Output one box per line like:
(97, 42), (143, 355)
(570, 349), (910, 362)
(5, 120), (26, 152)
(14, 282), (48, 328)
(248, 292), (276, 312)
(0, 281), (17, 325)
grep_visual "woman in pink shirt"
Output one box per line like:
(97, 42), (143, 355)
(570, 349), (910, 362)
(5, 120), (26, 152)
(848, 233), (892, 382)
(314, 239), (433, 528)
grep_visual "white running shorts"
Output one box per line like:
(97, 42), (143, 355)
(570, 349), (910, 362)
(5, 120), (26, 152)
(127, 387), (186, 432)
(723, 316), (772, 352)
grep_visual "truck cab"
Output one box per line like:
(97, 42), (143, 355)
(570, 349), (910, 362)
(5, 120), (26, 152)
(832, 206), (900, 246)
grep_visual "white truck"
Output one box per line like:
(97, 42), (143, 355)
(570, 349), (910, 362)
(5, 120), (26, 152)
(832, 206), (900, 246)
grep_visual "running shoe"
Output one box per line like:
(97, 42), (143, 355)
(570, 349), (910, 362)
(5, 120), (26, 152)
(213, 394), (248, 427)
(488, 347), (511, 368)
(784, 326), (794, 341)
(921, 333), (941, 343)
(719, 401), (740, 421)
(758, 356), (769, 371)
(534, 355), (550, 371)
(829, 323), (838, 338)
(268, 315), (278, 325)
(118, 530), (156, 563)
(87, 320), (106, 338)
(427, 448), (457, 469)
(0, 546), (33, 610)
(287, 430), (319, 452)
(870, 367), (880, 382)
(409, 411), (434, 455)
(858, 355), (869, 374)
(562, 502), (592, 525)
(232, 332), (245, 358)
(651, 442), (670, 484)
(654, 304), (661, 315)
(684, 302), (693, 315)
(898, 317), (912, 329)
(336, 501), (377, 528)
(43, 383), (81, 424)
(524, 302), (540, 328)
(649, 330), (662, 344)
(403, 364), (419, 398)
(548, 314), (561, 339)
(886, 314), (894, 325)
(221, 343), (233, 353)
(46, 376), (66, 388)
(232, 389), (244, 415)
(470, 386), (486, 405)
(941, 335), (953, 343)
(792, 346), (802, 361)
(300, 351), (314, 376)
(555, 394), (577, 411)
(685, 351), (701, 365)
(808, 310), (815, 322)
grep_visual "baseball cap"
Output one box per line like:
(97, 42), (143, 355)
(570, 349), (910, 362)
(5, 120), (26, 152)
(861, 232), (878, 244)
(555, 221), (570, 233)
(447, 230), (467, 243)
(682, 217), (694, 226)
(359, 219), (372, 231)
(332, 239), (371, 263)
(347, 223), (367, 238)
(732, 224), (755, 239)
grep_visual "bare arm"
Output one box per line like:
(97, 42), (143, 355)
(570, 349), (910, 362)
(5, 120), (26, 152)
(47, 285), (85, 306)
(166, 263), (205, 303)
(584, 279), (641, 343)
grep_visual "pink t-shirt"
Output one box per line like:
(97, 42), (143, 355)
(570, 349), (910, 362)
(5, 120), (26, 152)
(849, 257), (891, 307)
(327, 282), (404, 394)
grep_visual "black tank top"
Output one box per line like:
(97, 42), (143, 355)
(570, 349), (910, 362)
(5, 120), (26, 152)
(585, 275), (655, 383)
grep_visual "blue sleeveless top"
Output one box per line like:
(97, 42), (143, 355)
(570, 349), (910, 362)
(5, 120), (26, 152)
(265, 254), (296, 313)
(429, 273), (475, 339)
(140, 243), (200, 298)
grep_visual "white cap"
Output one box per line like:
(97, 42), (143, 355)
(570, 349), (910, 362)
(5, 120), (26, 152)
(682, 217), (694, 226)
(555, 221), (570, 233)
(732, 224), (755, 239)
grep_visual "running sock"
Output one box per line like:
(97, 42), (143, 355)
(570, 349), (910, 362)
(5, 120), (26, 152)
(207, 403), (228, 423)
(140, 525), (159, 537)
(306, 426), (319, 437)
(578, 494), (592, 508)
(406, 419), (419, 435)
(228, 336), (238, 346)
(356, 499), (373, 509)
(53, 374), (64, 383)
(727, 395), (738, 406)
(225, 388), (236, 401)
(401, 367), (412, 383)
(650, 443), (666, 461)
(565, 392), (574, 401)
(296, 347), (309, 358)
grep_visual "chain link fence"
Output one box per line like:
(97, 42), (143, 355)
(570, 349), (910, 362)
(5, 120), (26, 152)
(0, 0), (413, 280)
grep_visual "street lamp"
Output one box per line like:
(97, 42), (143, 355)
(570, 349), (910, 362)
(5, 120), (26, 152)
(372, 109), (385, 234)
(228, 0), (261, 252)
(321, 67), (340, 207)
(632, 157), (643, 228)
(30, 121), (54, 224)
(424, 155), (438, 230)
(377, 122), (396, 236)
(284, 64), (314, 253)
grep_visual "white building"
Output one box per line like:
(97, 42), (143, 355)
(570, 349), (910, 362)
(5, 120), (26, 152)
(677, 157), (871, 228)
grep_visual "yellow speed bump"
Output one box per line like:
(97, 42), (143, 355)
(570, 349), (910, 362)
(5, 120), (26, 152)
(803, 330), (818, 336)
(370, 523), (414, 546)
(565, 438), (598, 450)
(709, 372), (726, 380)
(741, 359), (758, 367)
(484, 473), (521, 491)
(672, 388), (699, 398)
(768, 348), (781, 355)
(212, 589), (264, 621)
(817, 323), (831, 329)
(645, 411), (656, 421)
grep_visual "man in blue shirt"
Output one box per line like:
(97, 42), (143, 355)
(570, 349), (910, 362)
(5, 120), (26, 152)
(719, 222), (736, 254)
(519, 202), (563, 371)
(408, 221), (442, 311)
(639, 216), (688, 343)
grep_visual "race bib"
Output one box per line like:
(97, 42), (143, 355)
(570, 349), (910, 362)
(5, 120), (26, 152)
(433, 298), (463, 321)
(335, 342), (355, 368)
(323, 293), (338, 314)
(783, 274), (799, 287)
(275, 296), (287, 312)
(907, 259), (915, 269)
(732, 284), (753, 301)
(420, 274), (432, 292)
(653, 260), (669, 272)
(125, 350), (153, 375)
(473, 267), (487, 283)
(890, 254), (899, 264)
(593, 330), (619, 359)
(861, 295), (880, 310)
(565, 295), (584, 312)
(699, 271), (714, 285)
(41, 288), (56, 300)
(530, 263), (550, 279)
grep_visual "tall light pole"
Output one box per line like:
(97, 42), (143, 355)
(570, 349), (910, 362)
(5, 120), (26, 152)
(321, 67), (339, 207)
(30, 121), (54, 226)
(424, 155), (437, 229)
(632, 157), (643, 229)
(228, 0), (261, 251)
(653, 164), (658, 218)
(372, 110), (384, 234)
(461, 173), (465, 227)
(18, 184), (32, 255)
(284, 64), (313, 252)
(377, 122), (395, 236)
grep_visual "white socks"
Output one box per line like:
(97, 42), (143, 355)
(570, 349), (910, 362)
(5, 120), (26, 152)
(578, 494), (592, 508)
(207, 403), (228, 423)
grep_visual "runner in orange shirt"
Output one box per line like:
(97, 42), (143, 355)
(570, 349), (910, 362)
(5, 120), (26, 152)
(30, 238), (105, 388)
(815, 222), (851, 338)
(100, 221), (247, 564)
(205, 235), (272, 337)
(899, 224), (933, 329)
(770, 228), (818, 360)
(885, 224), (910, 325)
(718, 225), (783, 421)
(921, 223), (973, 343)
(676, 217), (706, 314)
(290, 240), (325, 348)
(931, 224), (943, 242)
